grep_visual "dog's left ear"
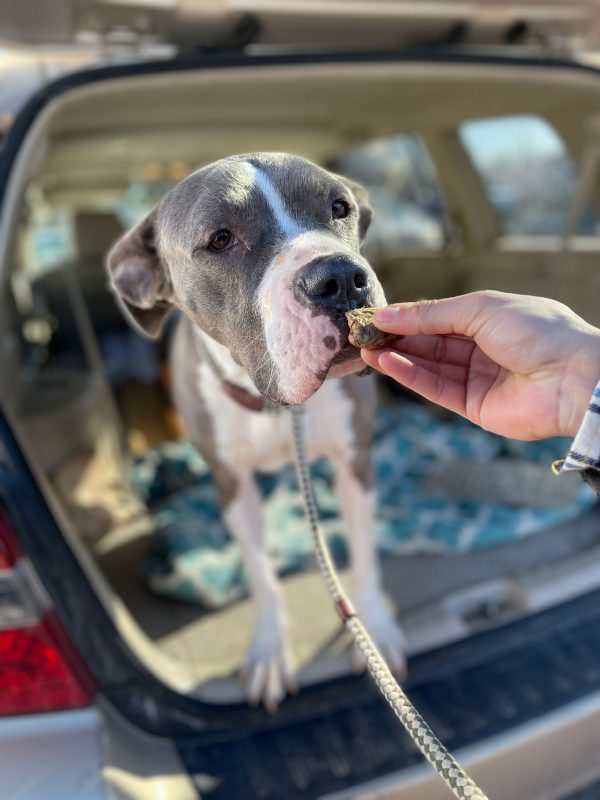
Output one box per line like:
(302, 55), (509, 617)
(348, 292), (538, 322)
(335, 174), (373, 241)
(106, 209), (174, 338)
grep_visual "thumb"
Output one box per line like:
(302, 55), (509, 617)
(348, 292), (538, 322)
(373, 291), (504, 338)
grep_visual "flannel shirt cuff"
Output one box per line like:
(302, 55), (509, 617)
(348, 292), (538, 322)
(561, 380), (600, 473)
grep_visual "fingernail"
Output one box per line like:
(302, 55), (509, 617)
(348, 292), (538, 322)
(374, 307), (397, 323)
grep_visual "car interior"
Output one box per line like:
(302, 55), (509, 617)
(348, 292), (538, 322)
(2, 58), (600, 706)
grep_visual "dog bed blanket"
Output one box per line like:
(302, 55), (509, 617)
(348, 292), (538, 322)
(136, 399), (596, 609)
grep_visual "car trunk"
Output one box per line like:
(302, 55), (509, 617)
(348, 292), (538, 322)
(3, 50), (600, 798)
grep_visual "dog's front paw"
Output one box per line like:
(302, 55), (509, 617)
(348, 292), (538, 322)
(352, 593), (408, 679)
(240, 617), (297, 712)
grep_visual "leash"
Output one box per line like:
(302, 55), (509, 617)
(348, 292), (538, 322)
(290, 404), (489, 800)
(193, 325), (488, 796)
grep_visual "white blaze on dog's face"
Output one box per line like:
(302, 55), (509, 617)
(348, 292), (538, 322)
(107, 153), (386, 404)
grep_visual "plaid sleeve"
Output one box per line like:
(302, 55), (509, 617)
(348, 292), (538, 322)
(561, 380), (600, 472)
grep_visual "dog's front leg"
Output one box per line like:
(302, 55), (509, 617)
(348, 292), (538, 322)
(333, 460), (408, 677)
(224, 474), (296, 710)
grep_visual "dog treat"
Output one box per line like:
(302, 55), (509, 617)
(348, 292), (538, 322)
(346, 307), (400, 350)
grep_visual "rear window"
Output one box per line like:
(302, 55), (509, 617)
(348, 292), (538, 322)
(24, 206), (75, 279)
(21, 177), (177, 281)
(331, 134), (450, 257)
(459, 115), (600, 236)
(116, 178), (177, 228)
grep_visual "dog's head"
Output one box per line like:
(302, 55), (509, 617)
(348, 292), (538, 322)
(107, 153), (385, 404)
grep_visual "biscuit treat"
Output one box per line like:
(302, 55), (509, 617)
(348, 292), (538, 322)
(346, 307), (401, 350)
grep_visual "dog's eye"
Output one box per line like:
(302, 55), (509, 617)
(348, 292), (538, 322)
(331, 199), (350, 220)
(208, 229), (235, 251)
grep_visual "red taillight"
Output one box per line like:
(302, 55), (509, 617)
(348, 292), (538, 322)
(0, 512), (21, 569)
(0, 618), (91, 715)
(0, 510), (95, 715)
(0, 542), (12, 570)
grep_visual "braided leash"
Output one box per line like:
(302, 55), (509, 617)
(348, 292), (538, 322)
(291, 405), (489, 800)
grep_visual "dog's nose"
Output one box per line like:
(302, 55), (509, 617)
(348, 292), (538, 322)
(295, 255), (370, 311)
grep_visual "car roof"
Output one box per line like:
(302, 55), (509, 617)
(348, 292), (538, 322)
(2, 0), (600, 141)
(2, 0), (599, 51)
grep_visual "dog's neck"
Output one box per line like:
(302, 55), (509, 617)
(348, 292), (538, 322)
(193, 327), (259, 394)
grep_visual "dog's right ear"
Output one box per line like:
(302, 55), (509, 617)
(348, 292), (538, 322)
(106, 209), (174, 338)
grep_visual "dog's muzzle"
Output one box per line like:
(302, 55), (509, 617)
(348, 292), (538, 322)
(294, 255), (370, 313)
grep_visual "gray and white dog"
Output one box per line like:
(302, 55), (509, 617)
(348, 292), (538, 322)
(107, 153), (406, 710)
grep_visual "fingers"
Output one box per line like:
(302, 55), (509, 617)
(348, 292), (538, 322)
(373, 291), (506, 338)
(361, 345), (468, 383)
(374, 350), (468, 416)
(394, 334), (476, 366)
(360, 347), (387, 371)
(396, 352), (469, 383)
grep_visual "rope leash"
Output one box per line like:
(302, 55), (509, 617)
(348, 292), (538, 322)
(290, 404), (489, 800)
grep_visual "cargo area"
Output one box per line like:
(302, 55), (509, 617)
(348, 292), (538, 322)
(2, 56), (600, 704)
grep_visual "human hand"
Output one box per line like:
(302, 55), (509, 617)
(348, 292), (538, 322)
(360, 291), (600, 440)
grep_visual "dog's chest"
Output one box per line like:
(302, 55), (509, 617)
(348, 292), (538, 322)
(197, 361), (357, 474)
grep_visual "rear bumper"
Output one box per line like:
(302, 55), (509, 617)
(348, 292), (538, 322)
(0, 701), (198, 800)
(3, 688), (600, 800)
(0, 707), (106, 800)
(322, 691), (600, 800)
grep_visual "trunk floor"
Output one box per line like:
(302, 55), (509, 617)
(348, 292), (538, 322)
(97, 505), (600, 698)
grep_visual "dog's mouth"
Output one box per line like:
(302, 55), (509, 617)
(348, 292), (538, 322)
(330, 339), (356, 365)
(328, 356), (369, 379)
(257, 341), (368, 405)
(325, 321), (371, 379)
(256, 304), (377, 404)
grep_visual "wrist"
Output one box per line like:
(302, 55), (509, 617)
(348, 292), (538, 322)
(561, 330), (600, 438)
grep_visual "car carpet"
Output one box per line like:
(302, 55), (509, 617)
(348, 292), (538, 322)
(135, 398), (596, 609)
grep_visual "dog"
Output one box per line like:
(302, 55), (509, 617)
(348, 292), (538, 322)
(107, 153), (407, 710)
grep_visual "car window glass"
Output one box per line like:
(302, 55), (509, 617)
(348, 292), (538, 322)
(331, 134), (449, 258)
(25, 206), (75, 278)
(116, 180), (176, 228)
(21, 181), (177, 283)
(460, 114), (600, 236)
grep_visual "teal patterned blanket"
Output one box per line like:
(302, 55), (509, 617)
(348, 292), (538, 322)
(136, 400), (595, 609)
